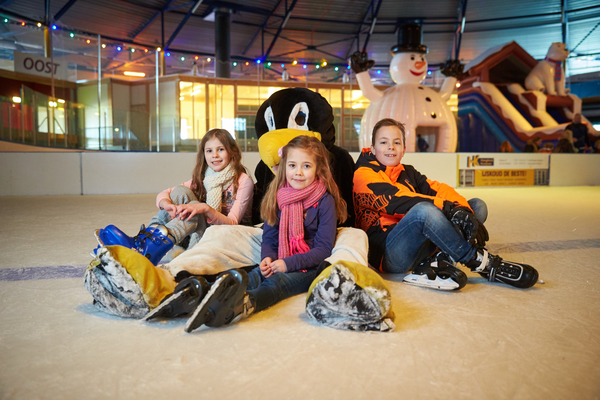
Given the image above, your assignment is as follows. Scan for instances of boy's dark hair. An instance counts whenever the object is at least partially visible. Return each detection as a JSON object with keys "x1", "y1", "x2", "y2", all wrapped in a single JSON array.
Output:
[{"x1": 372, "y1": 118, "x2": 406, "y2": 146}]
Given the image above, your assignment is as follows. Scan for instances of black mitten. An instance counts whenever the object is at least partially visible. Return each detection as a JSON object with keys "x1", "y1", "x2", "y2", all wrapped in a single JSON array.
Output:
[
  {"x1": 349, "y1": 51, "x2": 374, "y2": 74},
  {"x1": 474, "y1": 223, "x2": 489, "y2": 249},
  {"x1": 443, "y1": 202, "x2": 479, "y2": 245}
]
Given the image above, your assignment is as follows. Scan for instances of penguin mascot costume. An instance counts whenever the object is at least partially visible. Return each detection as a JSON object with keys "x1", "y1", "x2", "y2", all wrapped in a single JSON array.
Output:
[{"x1": 252, "y1": 87, "x2": 355, "y2": 227}]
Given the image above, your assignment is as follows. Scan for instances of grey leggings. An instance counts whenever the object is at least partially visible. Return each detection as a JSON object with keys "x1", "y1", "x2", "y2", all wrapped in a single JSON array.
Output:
[{"x1": 148, "y1": 185, "x2": 208, "y2": 249}]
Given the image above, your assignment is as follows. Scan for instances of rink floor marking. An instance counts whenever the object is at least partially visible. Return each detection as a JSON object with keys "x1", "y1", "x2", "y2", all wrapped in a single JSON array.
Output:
[
  {"x1": 487, "y1": 238, "x2": 600, "y2": 254},
  {"x1": 0, "y1": 265, "x2": 87, "y2": 281},
  {"x1": 1, "y1": 238, "x2": 599, "y2": 282}
]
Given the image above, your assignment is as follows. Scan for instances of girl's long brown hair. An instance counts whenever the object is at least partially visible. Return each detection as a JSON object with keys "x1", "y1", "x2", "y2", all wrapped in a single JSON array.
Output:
[
  {"x1": 190, "y1": 129, "x2": 247, "y2": 201},
  {"x1": 260, "y1": 135, "x2": 347, "y2": 226}
]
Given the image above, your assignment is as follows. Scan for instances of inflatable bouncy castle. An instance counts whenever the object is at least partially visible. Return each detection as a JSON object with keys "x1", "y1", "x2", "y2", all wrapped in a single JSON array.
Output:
[{"x1": 458, "y1": 41, "x2": 599, "y2": 152}]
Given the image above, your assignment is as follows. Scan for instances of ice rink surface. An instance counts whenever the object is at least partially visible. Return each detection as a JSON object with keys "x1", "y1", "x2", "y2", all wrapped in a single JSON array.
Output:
[{"x1": 1, "y1": 186, "x2": 600, "y2": 399}]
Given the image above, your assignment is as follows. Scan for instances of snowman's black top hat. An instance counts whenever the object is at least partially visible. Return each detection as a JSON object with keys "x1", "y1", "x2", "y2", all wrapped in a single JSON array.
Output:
[{"x1": 391, "y1": 23, "x2": 428, "y2": 54}]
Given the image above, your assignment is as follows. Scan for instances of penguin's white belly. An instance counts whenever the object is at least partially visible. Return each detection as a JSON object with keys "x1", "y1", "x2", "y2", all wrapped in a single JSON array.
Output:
[{"x1": 359, "y1": 84, "x2": 457, "y2": 152}]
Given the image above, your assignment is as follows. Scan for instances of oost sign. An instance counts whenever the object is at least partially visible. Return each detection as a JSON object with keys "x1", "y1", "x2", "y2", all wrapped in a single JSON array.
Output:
[{"x1": 14, "y1": 50, "x2": 67, "y2": 80}]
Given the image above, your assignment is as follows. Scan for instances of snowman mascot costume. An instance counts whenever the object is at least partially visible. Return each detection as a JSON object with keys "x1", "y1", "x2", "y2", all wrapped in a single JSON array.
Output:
[{"x1": 351, "y1": 23, "x2": 458, "y2": 152}]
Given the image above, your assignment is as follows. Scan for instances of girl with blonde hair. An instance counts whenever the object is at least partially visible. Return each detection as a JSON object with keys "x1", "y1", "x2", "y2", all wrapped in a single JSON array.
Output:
[
  {"x1": 181, "y1": 135, "x2": 347, "y2": 332},
  {"x1": 93, "y1": 128, "x2": 254, "y2": 264}
]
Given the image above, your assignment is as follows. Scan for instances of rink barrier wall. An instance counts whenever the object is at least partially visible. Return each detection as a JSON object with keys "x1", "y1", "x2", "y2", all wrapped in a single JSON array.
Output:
[{"x1": 0, "y1": 151, "x2": 599, "y2": 196}]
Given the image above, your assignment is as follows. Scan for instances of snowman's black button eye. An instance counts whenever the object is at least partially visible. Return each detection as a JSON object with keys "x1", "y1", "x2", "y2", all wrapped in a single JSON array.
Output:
[
  {"x1": 426, "y1": 97, "x2": 431, "y2": 102},
  {"x1": 295, "y1": 111, "x2": 306, "y2": 126},
  {"x1": 431, "y1": 112, "x2": 437, "y2": 119},
  {"x1": 411, "y1": 56, "x2": 415, "y2": 60},
  {"x1": 418, "y1": 86, "x2": 424, "y2": 90}
]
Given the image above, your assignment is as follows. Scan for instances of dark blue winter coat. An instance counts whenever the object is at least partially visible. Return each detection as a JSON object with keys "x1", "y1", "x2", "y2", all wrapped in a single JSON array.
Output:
[{"x1": 261, "y1": 192, "x2": 337, "y2": 272}]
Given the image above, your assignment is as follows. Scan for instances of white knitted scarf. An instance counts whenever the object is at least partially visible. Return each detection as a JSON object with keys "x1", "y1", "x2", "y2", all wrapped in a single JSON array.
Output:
[{"x1": 203, "y1": 163, "x2": 236, "y2": 212}]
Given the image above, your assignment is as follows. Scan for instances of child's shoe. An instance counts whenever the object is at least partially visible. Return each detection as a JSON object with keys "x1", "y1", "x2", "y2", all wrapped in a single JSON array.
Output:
[
  {"x1": 94, "y1": 224, "x2": 136, "y2": 248},
  {"x1": 184, "y1": 269, "x2": 255, "y2": 333},
  {"x1": 93, "y1": 224, "x2": 174, "y2": 265},
  {"x1": 403, "y1": 251, "x2": 468, "y2": 291},
  {"x1": 464, "y1": 249, "x2": 538, "y2": 289},
  {"x1": 143, "y1": 276, "x2": 210, "y2": 321}
]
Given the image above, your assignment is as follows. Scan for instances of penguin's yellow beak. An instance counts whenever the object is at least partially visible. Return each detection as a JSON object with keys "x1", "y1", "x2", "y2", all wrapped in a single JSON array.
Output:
[{"x1": 258, "y1": 129, "x2": 322, "y2": 172}]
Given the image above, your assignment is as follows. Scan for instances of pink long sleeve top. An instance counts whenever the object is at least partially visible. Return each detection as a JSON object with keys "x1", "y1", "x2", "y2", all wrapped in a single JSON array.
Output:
[{"x1": 155, "y1": 173, "x2": 254, "y2": 226}]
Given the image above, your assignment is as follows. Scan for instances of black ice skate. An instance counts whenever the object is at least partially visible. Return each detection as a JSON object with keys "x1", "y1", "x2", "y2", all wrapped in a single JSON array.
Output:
[
  {"x1": 465, "y1": 249, "x2": 538, "y2": 289},
  {"x1": 403, "y1": 251, "x2": 468, "y2": 291},
  {"x1": 142, "y1": 276, "x2": 210, "y2": 321},
  {"x1": 184, "y1": 269, "x2": 254, "y2": 333}
]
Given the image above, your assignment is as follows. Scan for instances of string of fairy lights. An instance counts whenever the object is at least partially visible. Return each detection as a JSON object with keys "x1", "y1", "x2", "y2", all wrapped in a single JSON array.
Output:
[
  {"x1": 9, "y1": 14, "x2": 485, "y2": 87},
  {"x1": 2, "y1": 13, "x2": 598, "y2": 81},
  {"x1": 0, "y1": 15, "x2": 388, "y2": 79},
  {"x1": 0, "y1": 15, "x2": 469, "y2": 86}
]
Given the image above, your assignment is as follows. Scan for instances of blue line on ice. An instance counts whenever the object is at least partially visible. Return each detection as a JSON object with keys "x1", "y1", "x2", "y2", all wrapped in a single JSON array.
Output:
[
  {"x1": 1, "y1": 238, "x2": 599, "y2": 282},
  {"x1": 0, "y1": 265, "x2": 87, "y2": 281}
]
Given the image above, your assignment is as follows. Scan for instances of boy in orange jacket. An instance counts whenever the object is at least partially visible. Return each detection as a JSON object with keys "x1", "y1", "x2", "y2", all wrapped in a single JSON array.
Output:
[{"x1": 353, "y1": 118, "x2": 538, "y2": 290}]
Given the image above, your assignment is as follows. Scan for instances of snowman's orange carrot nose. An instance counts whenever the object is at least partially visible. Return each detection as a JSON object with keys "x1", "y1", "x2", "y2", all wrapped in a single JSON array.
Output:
[{"x1": 414, "y1": 61, "x2": 426, "y2": 70}]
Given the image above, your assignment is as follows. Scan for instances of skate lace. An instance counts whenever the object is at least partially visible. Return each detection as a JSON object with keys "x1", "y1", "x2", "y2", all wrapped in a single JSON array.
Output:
[
  {"x1": 474, "y1": 249, "x2": 489, "y2": 273},
  {"x1": 474, "y1": 250, "x2": 503, "y2": 282},
  {"x1": 132, "y1": 227, "x2": 163, "y2": 252}
]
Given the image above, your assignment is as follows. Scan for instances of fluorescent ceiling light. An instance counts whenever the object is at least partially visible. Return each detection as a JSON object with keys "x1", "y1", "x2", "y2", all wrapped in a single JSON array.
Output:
[{"x1": 124, "y1": 71, "x2": 145, "y2": 77}]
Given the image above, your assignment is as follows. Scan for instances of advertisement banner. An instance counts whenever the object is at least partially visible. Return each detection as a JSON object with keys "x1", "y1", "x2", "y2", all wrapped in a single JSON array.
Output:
[
  {"x1": 13, "y1": 50, "x2": 68, "y2": 80},
  {"x1": 474, "y1": 169, "x2": 535, "y2": 186},
  {"x1": 458, "y1": 153, "x2": 549, "y2": 187}
]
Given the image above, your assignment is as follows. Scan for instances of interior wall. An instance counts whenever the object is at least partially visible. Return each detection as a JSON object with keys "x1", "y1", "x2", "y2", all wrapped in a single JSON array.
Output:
[
  {"x1": 549, "y1": 154, "x2": 600, "y2": 186},
  {"x1": 0, "y1": 152, "x2": 82, "y2": 195},
  {"x1": 81, "y1": 152, "x2": 197, "y2": 195},
  {"x1": 0, "y1": 152, "x2": 598, "y2": 196}
]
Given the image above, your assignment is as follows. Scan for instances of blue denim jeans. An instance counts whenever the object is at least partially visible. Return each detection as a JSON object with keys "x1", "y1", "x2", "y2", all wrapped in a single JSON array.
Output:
[
  {"x1": 246, "y1": 266, "x2": 320, "y2": 313},
  {"x1": 383, "y1": 198, "x2": 488, "y2": 274}
]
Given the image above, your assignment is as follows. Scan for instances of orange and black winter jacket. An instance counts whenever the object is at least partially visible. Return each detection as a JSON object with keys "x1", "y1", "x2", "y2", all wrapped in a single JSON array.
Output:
[{"x1": 353, "y1": 149, "x2": 471, "y2": 269}]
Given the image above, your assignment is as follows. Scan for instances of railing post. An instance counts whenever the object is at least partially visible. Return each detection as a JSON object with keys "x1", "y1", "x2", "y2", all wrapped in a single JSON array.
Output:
[
  {"x1": 172, "y1": 117, "x2": 176, "y2": 152},
  {"x1": 51, "y1": 106, "x2": 56, "y2": 147},
  {"x1": 126, "y1": 111, "x2": 130, "y2": 151},
  {"x1": 32, "y1": 92, "x2": 37, "y2": 146},
  {"x1": 148, "y1": 113, "x2": 152, "y2": 152},
  {"x1": 64, "y1": 102, "x2": 69, "y2": 148},
  {"x1": 46, "y1": 101, "x2": 50, "y2": 147},
  {"x1": 196, "y1": 119, "x2": 200, "y2": 153},
  {"x1": 0, "y1": 99, "x2": 3, "y2": 141},
  {"x1": 8, "y1": 103, "x2": 12, "y2": 141},
  {"x1": 156, "y1": 50, "x2": 160, "y2": 152},
  {"x1": 98, "y1": 34, "x2": 102, "y2": 150},
  {"x1": 20, "y1": 86, "x2": 25, "y2": 143},
  {"x1": 104, "y1": 111, "x2": 108, "y2": 150}
]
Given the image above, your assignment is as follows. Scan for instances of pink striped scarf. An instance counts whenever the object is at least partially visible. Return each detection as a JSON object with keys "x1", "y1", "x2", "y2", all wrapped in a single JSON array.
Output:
[{"x1": 276, "y1": 179, "x2": 327, "y2": 259}]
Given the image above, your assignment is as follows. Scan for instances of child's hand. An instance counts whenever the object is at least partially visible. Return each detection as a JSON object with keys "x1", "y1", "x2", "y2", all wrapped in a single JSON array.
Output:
[
  {"x1": 161, "y1": 201, "x2": 177, "y2": 219},
  {"x1": 176, "y1": 203, "x2": 211, "y2": 221},
  {"x1": 269, "y1": 259, "x2": 287, "y2": 275},
  {"x1": 260, "y1": 257, "x2": 273, "y2": 277}
]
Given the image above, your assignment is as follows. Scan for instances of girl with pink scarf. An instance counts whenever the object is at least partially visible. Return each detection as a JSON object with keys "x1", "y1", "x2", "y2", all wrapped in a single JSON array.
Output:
[
  {"x1": 249, "y1": 135, "x2": 348, "y2": 314},
  {"x1": 177, "y1": 136, "x2": 348, "y2": 332}
]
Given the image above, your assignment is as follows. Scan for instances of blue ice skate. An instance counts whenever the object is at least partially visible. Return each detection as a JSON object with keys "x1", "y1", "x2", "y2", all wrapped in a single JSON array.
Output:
[{"x1": 92, "y1": 224, "x2": 174, "y2": 265}]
